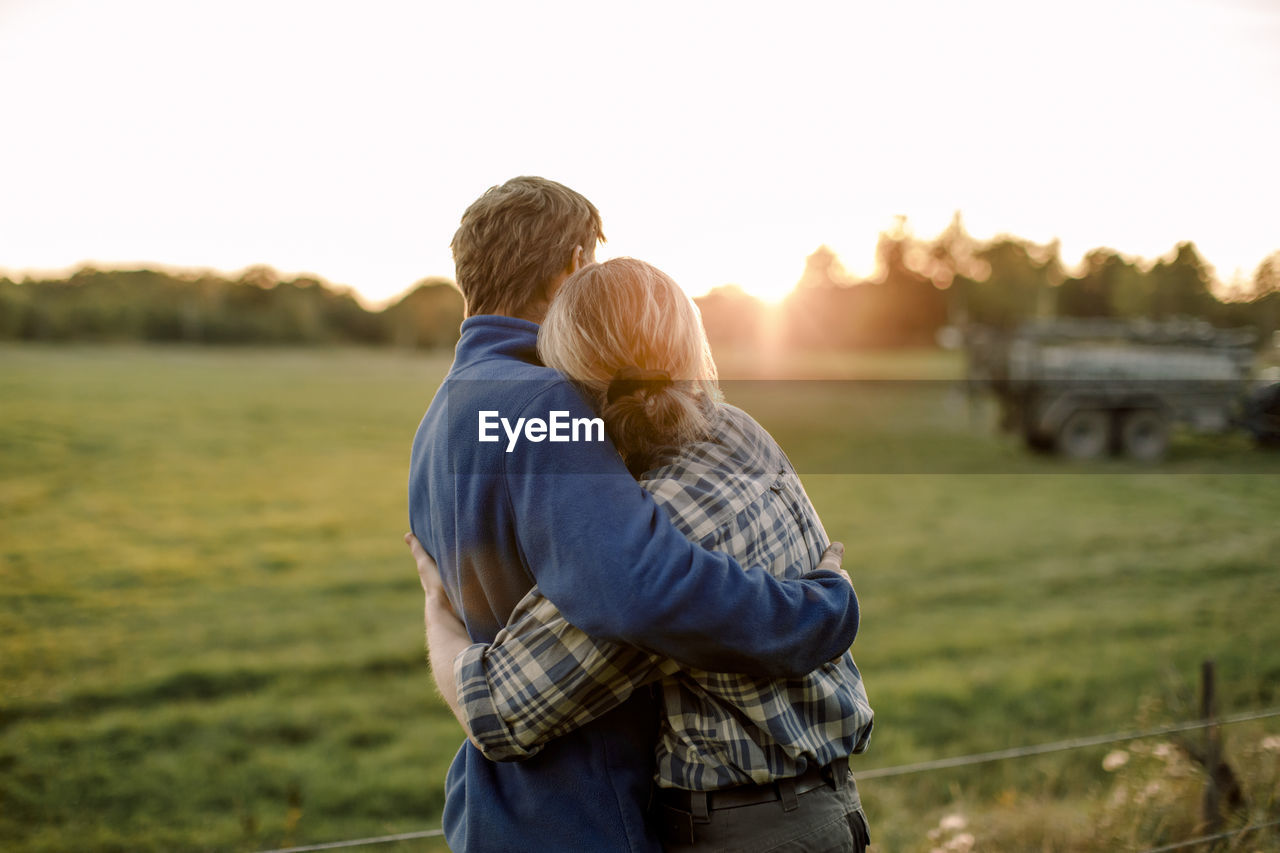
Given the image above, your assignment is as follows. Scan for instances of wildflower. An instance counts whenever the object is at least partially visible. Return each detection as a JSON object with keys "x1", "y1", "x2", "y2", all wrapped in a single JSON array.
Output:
[
  {"x1": 939, "y1": 814, "x2": 968, "y2": 832},
  {"x1": 1261, "y1": 735, "x2": 1280, "y2": 752},
  {"x1": 1102, "y1": 749, "x2": 1129, "y2": 771},
  {"x1": 1152, "y1": 742, "x2": 1176, "y2": 761},
  {"x1": 1137, "y1": 781, "x2": 1164, "y2": 804},
  {"x1": 946, "y1": 832, "x2": 976, "y2": 852}
]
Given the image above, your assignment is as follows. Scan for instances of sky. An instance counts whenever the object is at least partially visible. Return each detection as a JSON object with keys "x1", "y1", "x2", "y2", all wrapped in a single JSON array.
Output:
[{"x1": 2, "y1": 0, "x2": 1278, "y2": 306}]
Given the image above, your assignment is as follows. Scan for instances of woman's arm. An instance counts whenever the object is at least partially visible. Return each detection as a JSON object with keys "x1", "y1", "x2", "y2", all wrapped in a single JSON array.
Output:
[
  {"x1": 406, "y1": 533, "x2": 849, "y2": 761},
  {"x1": 407, "y1": 532, "x2": 670, "y2": 759}
]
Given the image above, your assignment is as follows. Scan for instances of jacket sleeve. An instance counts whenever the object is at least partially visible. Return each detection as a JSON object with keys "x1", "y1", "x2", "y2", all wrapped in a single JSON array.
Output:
[{"x1": 504, "y1": 382, "x2": 858, "y2": 678}]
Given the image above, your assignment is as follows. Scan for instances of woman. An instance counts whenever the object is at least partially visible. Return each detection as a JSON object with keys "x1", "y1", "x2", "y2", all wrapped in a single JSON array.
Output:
[{"x1": 409, "y1": 258, "x2": 873, "y2": 851}]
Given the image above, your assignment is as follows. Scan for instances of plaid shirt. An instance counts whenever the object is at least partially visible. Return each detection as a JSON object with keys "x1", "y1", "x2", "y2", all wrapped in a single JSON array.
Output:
[{"x1": 454, "y1": 403, "x2": 874, "y2": 791}]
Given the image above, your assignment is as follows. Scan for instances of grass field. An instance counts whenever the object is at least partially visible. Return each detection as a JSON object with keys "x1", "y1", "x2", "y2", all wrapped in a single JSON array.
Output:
[{"x1": 2, "y1": 344, "x2": 1278, "y2": 852}]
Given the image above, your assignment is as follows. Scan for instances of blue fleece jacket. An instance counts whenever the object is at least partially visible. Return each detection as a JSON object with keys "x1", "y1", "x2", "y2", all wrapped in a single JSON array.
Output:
[{"x1": 408, "y1": 315, "x2": 860, "y2": 852}]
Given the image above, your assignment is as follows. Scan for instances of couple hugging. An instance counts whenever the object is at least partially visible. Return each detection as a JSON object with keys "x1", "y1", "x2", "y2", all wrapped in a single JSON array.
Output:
[{"x1": 406, "y1": 176, "x2": 875, "y2": 852}]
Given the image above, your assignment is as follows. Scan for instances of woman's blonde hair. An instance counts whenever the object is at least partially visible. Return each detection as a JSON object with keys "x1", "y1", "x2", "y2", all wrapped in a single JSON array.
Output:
[{"x1": 537, "y1": 258, "x2": 719, "y2": 473}]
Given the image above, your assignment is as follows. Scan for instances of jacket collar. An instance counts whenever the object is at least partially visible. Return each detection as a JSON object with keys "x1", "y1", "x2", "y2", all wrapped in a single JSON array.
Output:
[{"x1": 454, "y1": 314, "x2": 542, "y2": 368}]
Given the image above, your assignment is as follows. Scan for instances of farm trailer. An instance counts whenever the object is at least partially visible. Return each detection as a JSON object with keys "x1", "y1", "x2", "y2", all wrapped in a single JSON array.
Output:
[{"x1": 963, "y1": 318, "x2": 1280, "y2": 460}]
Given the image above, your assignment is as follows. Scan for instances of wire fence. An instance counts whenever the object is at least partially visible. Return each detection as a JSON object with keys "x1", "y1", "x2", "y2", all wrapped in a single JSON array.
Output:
[
  {"x1": 1138, "y1": 818, "x2": 1280, "y2": 853},
  {"x1": 258, "y1": 828, "x2": 445, "y2": 853},
  {"x1": 253, "y1": 705, "x2": 1280, "y2": 853},
  {"x1": 858, "y1": 706, "x2": 1280, "y2": 780}
]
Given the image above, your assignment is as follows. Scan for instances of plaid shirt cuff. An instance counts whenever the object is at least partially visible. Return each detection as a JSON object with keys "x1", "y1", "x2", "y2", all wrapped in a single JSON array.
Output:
[{"x1": 454, "y1": 644, "x2": 542, "y2": 762}]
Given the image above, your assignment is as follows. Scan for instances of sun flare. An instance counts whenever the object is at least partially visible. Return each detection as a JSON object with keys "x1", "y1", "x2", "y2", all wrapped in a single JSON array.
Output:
[{"x1": 727, "y1": 278, "x2": 794, "y2": 305}]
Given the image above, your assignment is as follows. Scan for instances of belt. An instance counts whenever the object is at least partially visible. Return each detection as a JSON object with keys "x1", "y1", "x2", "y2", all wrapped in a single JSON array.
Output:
[{"x1": 656, "y1": 761, "x2": 847, "y2": 816}]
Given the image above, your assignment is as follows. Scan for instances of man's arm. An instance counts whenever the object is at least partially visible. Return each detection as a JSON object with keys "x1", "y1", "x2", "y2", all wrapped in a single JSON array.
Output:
[
  {"x1": 425, "y1": 589, "x2": 478, "y2": 744},
  {"x1": 505, "y1": 383, "x2": 857, "y2": 679},
  {"x1": 408, "y1": 533, "x2": 480, "y2": 745}
]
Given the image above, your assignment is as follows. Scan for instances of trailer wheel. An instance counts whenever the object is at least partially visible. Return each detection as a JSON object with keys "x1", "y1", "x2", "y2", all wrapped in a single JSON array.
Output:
[
  {"x1": 1023, "y1": 428, "x2": 1056, "y2": 454},
  {"x1": 1244, "y1": 381, "x2": 1280, "y2": 448},
  {"x1": 1057, "y1": 409, "x2": 1109, "y2": 460},
  {"x1": 1120, "y1": 409, "x2": 1169, "y2": 461}
]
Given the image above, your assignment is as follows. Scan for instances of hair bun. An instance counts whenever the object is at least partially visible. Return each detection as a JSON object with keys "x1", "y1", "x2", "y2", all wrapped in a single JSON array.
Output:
[{"x1": 606, "y1": 365, "x2": 673, "y2": 405}]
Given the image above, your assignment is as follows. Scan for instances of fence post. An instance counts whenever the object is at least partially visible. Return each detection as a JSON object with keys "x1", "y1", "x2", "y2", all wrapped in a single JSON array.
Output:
[{"x1": 1200, "y1": 659, "x2": 1221, "y2": 834}]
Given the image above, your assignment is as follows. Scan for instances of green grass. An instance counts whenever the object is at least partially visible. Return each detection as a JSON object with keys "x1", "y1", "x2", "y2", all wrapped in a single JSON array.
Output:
[{"x1": 2, "y1": 344, "x2": 1279, "y2": 851}]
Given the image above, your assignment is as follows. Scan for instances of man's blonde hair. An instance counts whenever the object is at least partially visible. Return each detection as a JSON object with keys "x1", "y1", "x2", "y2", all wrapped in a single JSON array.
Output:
[
  {"x1": 451, "y1": 176, "x2": 604, "y2": 319},
  {"x1": 538, "y1": 258, "x2": 720, "y2": 472}
]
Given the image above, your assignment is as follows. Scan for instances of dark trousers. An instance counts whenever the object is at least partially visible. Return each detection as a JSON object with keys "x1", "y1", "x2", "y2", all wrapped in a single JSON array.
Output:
[{"x1": 654, "y1": 768, "x2": 870, "y2": 853}]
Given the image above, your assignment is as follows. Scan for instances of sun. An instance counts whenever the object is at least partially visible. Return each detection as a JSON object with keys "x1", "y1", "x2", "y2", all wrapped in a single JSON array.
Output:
[
  {"x1": 729, "y1": 276, "x2": 795, "y2": 305},
  {"x1": 596, "y1": 243, "x2": 805, "y2": 307},
  {"x1": 699, "y1": 261, "x2": 809, "y2": 305}
]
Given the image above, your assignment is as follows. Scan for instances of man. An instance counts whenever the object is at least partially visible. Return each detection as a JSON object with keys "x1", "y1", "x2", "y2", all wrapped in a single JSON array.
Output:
[{"x1": 408, "y1": 176, "x2": 859, "y2": 851}]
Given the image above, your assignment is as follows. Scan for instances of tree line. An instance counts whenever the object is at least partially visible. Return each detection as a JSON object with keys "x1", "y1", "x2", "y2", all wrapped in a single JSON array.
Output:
[
  {"x1": 0, "y1": 266, "x2": 464, "y2": 348},
  {"x1": 697, "y1": 216, "x2": 1280, "y2": 350},
  {"x1": 3, "y1": 219, "x2": 1277, "y2": 350}
]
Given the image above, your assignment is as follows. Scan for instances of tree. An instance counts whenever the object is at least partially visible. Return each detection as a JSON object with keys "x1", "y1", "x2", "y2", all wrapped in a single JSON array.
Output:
[
  {"x1": 694, "y1": 285, "x2": 767, "y2": 351},
  {"x1": 870, "y1": 218, "x2": 948, "y2": 346},
  {"x1": 384, "y1": 279, "x2": 465, "y2": 349},
  {"x1": 1148, "y1": 242, "x2": 1216, "y2": 318},
  {"x1": 1057, "y1": 249, "x2": 1144, "y2": 318},
  {"x1": 961, "y1": 237, "x2": 1060, "y2": 328},
  {"x1": 1253, "y1": 251, "x2": 1280, "y2": 298},
  {"x1": 782, "y1": 247, "x2": 865, "y2": 348}
]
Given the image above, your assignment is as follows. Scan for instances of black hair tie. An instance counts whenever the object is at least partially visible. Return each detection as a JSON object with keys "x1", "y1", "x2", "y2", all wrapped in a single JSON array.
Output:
[{"x1": 606, "y1": 365, "x2": 673, "y2": 404}]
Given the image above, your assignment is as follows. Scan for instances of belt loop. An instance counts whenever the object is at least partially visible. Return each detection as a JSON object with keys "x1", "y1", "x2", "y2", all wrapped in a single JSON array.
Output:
[
  {"x1": 829, "y1": 761, "x2": 847, "y2": 790},
  {"x1": 691, "y1": 791, "x2": 710, "y2": 823},
  {"x1": 659, "y1": 805, "x2": 696, "y2": 846},
  {"x1": 778, "y1": 778, "x2": 799, "y2": 812}
]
